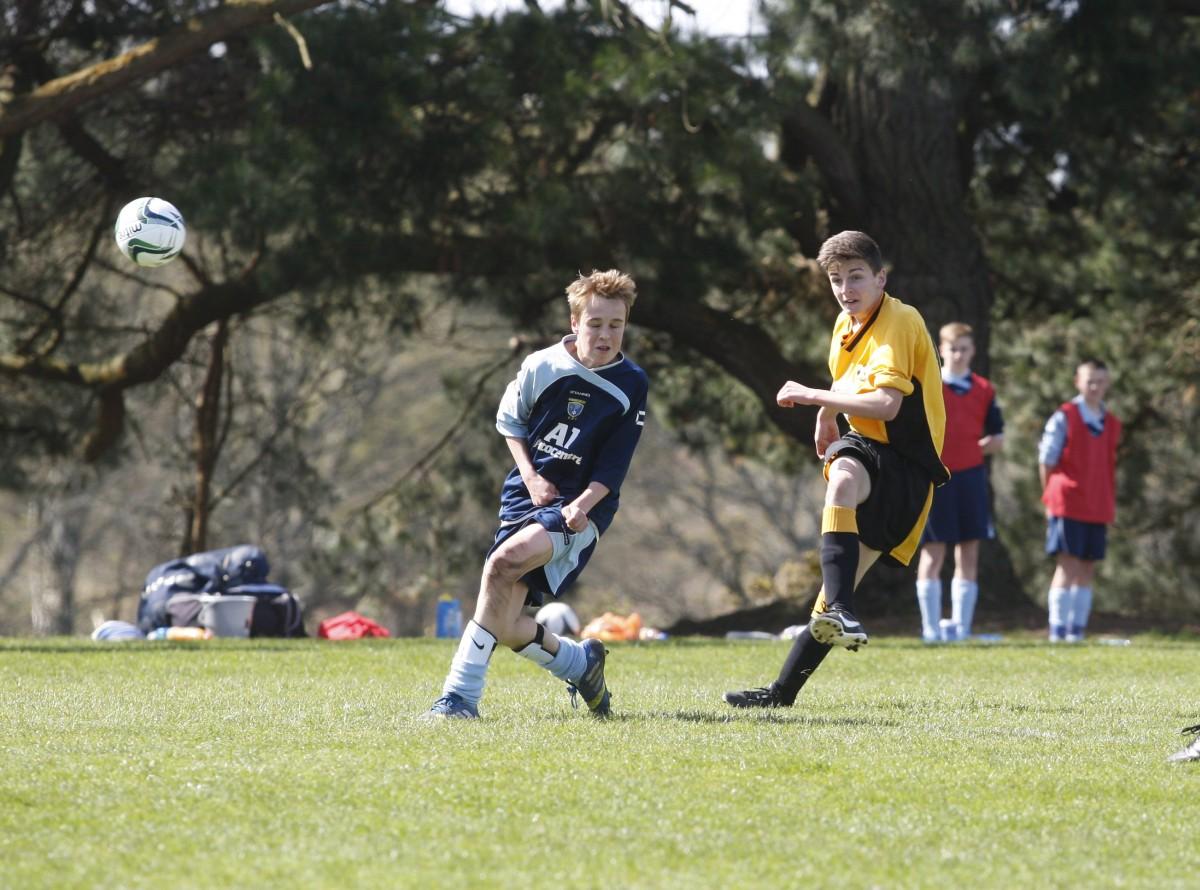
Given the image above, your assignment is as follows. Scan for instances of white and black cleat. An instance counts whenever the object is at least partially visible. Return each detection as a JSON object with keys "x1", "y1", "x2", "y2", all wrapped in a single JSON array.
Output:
[{"x1": 809, "y1": 607, "x2": 869, "y2": 650}]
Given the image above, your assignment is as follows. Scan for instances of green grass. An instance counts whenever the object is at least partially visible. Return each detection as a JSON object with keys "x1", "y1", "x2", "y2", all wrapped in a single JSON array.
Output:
[{"x1": 2, "y1": 635, "x2": 1198, "y2": 889}]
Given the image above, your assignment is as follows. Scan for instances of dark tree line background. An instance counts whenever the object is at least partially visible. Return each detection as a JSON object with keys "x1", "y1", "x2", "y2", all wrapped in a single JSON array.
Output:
[{"x1": 1, "y1": 0, "x2": 1197, "y2": 634}]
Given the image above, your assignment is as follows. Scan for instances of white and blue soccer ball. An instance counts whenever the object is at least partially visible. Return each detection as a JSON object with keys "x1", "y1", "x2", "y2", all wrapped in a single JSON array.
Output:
[
  {"x1": 114, "y1": 197, "x2": 186, "y2": 267},
  {"x1": 535, "y1": 602, "x2": 581, "y2": 637}
]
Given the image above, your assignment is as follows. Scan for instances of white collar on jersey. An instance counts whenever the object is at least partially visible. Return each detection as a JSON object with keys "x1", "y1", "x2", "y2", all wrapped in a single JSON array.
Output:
[{"x1": 560, "y1": 335, "x2": 625, "y2": 372}]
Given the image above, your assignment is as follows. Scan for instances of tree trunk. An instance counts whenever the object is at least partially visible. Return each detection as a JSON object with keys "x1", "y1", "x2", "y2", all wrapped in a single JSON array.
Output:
[
  {"x1": 828, "y1": 68, "x2": 994, "y2": 369},
  {"x1": 183, "y1": 320, "x2": 230, "y2": 554}
]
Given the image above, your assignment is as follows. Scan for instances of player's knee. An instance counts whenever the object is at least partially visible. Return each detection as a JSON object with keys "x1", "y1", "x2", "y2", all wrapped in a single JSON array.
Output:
[{"x1": 484, "y1": 549, "x2": 527, "y2": 584}]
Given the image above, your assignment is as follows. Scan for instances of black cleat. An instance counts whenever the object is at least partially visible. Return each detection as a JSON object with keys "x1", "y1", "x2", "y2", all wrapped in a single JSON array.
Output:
[
  {"x1": 567, "y1": 638, "x2": 612, "y2": 717},
  {"x1": 723, "y1": 684, "x2": 787, "y2": 709}
]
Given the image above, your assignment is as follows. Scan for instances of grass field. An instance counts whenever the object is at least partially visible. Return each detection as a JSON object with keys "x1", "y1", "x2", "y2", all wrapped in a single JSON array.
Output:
[{"x1": 3, "y1": 634, "x2": 1199, "y2": 889}]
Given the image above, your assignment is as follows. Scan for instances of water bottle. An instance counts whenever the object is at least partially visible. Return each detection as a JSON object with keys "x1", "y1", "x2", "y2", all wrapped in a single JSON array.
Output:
[
  {"x1": 146, "y1": 626, "x2": 212, "y2": 641},
  {"x1": 435, "y1": 596, "x2": 462, "y2": 639}
]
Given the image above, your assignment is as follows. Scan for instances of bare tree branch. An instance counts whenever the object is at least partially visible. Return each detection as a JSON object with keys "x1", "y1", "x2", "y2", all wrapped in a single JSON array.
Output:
[
  {"x1": 0, "y1": 0, "x2": 334, "y2": 138},
  {"x1": 356, "y1": 340, "x2": 527, "y2": 514}
]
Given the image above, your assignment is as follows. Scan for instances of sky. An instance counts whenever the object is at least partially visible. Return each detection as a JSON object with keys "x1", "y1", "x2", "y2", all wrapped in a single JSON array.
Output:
[{"x1": 442, "y1": 0, "x2": 764, "y2": 37}]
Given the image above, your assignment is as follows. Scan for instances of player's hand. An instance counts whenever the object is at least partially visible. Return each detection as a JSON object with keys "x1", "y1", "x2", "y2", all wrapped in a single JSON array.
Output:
[
  {"x1": 814, "y1": 411, "x2": 840, "y2": 459},
  {"x1": 562, "y1": 503, "x2": 589, "y2": 532},
  {"x1": 525, "y1": 473, "x2": 559, "y2": 506},
  {"x1": 776, "y1": 381, "x2": 817, "y2": 407}
]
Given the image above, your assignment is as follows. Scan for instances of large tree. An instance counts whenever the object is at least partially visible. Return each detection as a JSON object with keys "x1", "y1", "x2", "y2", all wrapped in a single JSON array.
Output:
[{"x1": 2, "y1": 0, "x2": 1197, "y2": 628}]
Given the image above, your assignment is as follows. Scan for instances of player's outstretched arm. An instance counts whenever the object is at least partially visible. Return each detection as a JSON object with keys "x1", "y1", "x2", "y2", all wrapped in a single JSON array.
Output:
[{"x1": 777, "y1": 381, "x2": 901, "y2": 421}]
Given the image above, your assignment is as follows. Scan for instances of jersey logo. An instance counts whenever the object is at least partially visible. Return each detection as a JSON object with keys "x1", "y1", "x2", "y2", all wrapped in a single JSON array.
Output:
[
  {"x1": 535, "y1": 423, "x2": 584, "y2": 465},
  {"x1": 636, "y1": 410, "x2": 646, "y2": 427},
  {"x1": 567, "y1": 397, "x2": 586, "y2": 419}
]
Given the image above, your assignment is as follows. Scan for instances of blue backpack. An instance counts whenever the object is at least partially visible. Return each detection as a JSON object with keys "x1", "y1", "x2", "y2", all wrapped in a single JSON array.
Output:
[{"x1": 137, "y1": 545, "x2": 306, "y2": 637}]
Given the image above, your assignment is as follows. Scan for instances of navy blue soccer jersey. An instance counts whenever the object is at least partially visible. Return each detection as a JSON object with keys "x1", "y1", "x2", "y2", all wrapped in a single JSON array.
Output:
[{"x1": 495, "y1": 336, "x2": 649, "y2": 535}]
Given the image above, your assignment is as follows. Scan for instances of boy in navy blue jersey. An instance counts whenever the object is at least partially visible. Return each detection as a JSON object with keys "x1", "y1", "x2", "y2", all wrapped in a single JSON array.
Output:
[{"x1": 426, "y1": 270, "x2": 648, "y2": 719}]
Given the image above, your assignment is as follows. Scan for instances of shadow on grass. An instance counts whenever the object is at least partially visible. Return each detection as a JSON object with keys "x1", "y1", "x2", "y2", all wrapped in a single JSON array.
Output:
[
  {"x1": 658, "y1": 708, "x2": 898, "y2": 728},
  {"x1": 521, "y1": 708, "x2": 900, "y2": 728}
]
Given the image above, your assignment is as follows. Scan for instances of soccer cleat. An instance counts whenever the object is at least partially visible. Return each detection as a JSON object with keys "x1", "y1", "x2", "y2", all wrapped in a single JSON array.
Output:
[
  {"x1": 808, "y1": 606, "x2": 868, "y2": 650},
  {"x1": 723, "y1": 684, "x2": 786, "y2": 709},
  {"x1": 567, "y1": 638, "x2": 611, "y2": 717},
  {"x1": 424, "y1": 692, "x2": 479, "y2": 720},
  {"x1": 1167, "y1": 724, "x2": 1200, "y2": 763}
]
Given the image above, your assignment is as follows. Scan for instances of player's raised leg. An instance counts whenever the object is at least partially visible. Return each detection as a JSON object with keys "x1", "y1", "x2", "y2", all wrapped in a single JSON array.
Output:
[{"x1": 807, "y1": 455, "x2": 872, "y2": 649}]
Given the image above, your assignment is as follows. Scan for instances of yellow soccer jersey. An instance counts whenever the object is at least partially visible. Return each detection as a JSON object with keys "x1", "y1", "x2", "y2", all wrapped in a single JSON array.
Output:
[{"x1": 828, "y1": 294, "x2": 949, "y2": 485}]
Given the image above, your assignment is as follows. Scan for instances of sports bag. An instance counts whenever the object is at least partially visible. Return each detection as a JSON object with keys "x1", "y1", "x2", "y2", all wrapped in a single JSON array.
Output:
[{"x1": 137, "y1": 545, "x2": 306, "y2": 637}]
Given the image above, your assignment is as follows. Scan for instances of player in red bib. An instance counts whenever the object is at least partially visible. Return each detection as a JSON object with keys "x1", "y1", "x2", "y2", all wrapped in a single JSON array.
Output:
[
  {"x1": 915, "y1": 323, "x2": 1005, "y2": 642},
  {"x1": 1038, "y1": 359, "x2": 1121, "y2": 642}
]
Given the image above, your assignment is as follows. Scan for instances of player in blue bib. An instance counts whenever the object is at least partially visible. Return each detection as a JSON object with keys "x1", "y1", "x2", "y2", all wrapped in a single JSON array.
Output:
[{"x1": 426, "y1": 270, "x2": 648, "y2": 720}]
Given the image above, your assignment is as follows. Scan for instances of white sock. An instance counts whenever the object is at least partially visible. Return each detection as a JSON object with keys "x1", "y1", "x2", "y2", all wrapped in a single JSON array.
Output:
[
  {"x1": 951, "y1": 579, "x2": 978, "y2": 638},
  {"x1": 1070, "y1": 586, "x2": 1093, "y2": 636},
  {"x1": 546, "y1": 635, "x2": 587, "y2": 683},
  {"x1": 442, "y1": 620, "x2": 497, "y2": 706},
  {"x1": 916, "y1": 579, "x2": 942, "y2": 640},
  {"x1": 1047, "y1": 587, "x2": 1068, "y2": 639}
]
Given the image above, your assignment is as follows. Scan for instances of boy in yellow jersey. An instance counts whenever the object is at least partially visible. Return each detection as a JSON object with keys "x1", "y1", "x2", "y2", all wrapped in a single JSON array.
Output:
[{"x1": 725, "y1": 231, "x2": 948, "y2": 708}]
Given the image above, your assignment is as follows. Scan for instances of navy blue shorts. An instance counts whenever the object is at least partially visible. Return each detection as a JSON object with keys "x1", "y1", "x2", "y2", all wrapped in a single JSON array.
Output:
[
  {"x1": 1045, "y1": 515, "x2": 1107, "y2": 561},
  {"x1": 489, "y1": 506, "x2": 598, "y2": 607},
  {"x1": 921, "y1": 464, "x2": 994, "y2": 545}
]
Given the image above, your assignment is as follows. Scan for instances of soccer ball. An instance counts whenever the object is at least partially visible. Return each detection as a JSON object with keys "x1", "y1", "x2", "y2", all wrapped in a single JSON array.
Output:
[
  {"x1": 114, "y1": 197, "x2": 186, "y2": 267},
  {"x1": 535, "y1": 602, "x2": 581, "y2": 637}
]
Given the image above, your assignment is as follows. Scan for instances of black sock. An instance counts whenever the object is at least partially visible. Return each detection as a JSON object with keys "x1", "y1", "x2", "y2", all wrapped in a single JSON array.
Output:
[
  {"x1": 820, "y1": 531, "x2": 859, "y2": 612},
  {"x1": 773, "y1": 627, "x2": 832, "y2": 704}
]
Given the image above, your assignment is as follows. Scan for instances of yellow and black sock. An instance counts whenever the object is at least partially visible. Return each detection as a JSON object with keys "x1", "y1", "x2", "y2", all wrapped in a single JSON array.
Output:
[{"x1": 819, "y1": 506, "x2": 860, "y2": 612}]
